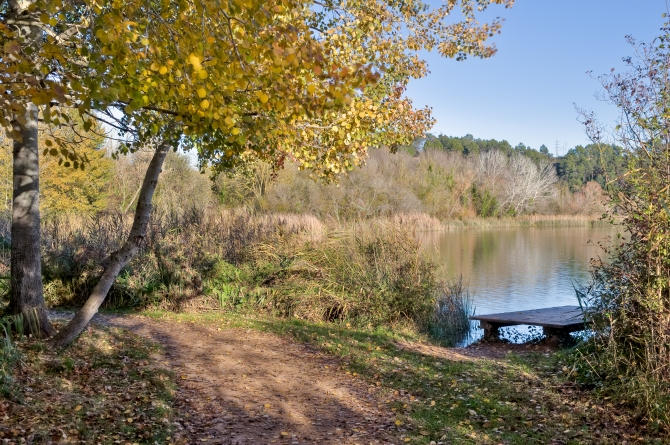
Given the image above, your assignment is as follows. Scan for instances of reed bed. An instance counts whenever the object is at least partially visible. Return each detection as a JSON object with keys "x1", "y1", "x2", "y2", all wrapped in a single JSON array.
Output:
[
  {"x1": 34, "y1": 209, "x2": 324, "y2": 309},
  {"x1": 0, "y1": 210, "x2": 471, "y2": 344},
  {"x1": 441, "y1": 214, "x2": 606, "y2": 229}
]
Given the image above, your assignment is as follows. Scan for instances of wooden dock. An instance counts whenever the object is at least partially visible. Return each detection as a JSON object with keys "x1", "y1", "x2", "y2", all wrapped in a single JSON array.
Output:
[{"x1": 470, "y1": 305, "x2": 585, "y2": 343}]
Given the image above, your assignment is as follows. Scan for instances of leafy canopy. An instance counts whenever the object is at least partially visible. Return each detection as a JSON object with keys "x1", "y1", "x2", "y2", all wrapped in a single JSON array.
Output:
[{"x1": 2, "y1": 0, "x2": 513, "y2": 176}]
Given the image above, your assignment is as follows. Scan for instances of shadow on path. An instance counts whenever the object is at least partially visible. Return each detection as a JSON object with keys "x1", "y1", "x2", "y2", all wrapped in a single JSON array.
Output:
[{"x1": 94, "y1": 314, "x2": 398, "y2": 445}]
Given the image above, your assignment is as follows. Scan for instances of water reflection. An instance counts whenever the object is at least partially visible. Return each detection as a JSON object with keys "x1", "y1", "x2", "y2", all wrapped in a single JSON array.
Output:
[{"x1": 421, "y1": 226, "x2": 619, "y2": 344}]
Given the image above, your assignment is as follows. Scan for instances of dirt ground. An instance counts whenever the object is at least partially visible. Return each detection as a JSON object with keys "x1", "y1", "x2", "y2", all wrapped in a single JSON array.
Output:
[
  {"x1": 99, "y1": 314, "x2": 400, "y2": 445},
  {"x1": 75, "y1": 313, "x2": 559, "y2": 445}
]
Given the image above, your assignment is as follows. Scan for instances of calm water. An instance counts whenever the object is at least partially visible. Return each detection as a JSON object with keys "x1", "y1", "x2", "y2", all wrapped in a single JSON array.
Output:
[{"x1": 420, "y1": 226, "x2": 619, "y2": 344}]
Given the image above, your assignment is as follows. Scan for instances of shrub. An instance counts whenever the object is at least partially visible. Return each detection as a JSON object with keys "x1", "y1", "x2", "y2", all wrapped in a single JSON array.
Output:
[
  {"x1": 37, "y1": 209, "x2": 323, "y2": 310},
  {"x1": 244, "y1": 223, "x2": 472, "y2": 343},
  {"x1": 572, "y1": 27, "x2": 670, "y2": 430}
]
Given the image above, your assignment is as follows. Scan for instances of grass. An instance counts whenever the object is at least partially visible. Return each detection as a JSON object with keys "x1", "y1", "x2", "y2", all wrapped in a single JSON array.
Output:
[
  {"x1": 0, "y1": 321, "x2": 178, "y2": 444},
  {"x1": 140, "y1": 309, "x2": 665, "y2": 444},
  {"x1": 40, "y1": 217, "x2": 473, "y2": 346}
]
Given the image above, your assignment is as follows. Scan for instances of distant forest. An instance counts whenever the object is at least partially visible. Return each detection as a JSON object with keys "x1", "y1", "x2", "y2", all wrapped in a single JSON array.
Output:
[{"x1": 422, "y1": 133, "x2": 626, "y2": 192}]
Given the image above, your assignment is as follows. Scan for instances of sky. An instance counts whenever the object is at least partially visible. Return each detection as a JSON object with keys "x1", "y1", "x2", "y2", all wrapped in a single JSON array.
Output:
[{"x1": 406, "y1": 0, "x2": 669, "y2": 155}]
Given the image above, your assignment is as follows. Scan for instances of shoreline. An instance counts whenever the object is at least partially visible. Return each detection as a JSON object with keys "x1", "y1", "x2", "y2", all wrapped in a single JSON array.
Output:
[
  {"x1": 353, "y1": 213, "x2": 614, "y2": 232},
  {"x1": 440, "y1": 215, "x2": 611, "y2": 229}
]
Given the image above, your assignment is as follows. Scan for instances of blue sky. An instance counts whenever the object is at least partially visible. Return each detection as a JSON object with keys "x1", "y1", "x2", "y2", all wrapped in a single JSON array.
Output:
[{"x1": 406, "y1": 0, "x2": 668, "y2": 155}]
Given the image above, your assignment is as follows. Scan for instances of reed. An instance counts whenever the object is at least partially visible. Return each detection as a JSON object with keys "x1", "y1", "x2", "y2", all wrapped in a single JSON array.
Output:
[
  {"x1": 34, "y1": 209, "x2": 324, "y2": 309},
  {"x1": 441, "y1": 214, "x2": 607, "y2": 229},
  {"x1": 428, "y1": 277, "x2": 474, "y2": 345},
  {"x1": 3, "y1": 211, "x2": 472, "y2": 344}
]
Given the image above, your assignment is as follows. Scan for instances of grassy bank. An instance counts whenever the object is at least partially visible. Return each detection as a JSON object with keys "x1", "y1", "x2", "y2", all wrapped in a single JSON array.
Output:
[
  {"x1": 33, "y1": 210, "x2": 606, "y2": 317},
  {"x1": 142, "y1": 310, "x2": 663, "y2": 444},
  {"x1": 0, "y1": 321, "x2": 178, "y2": 444},
  {"x1": 31, "y1": 212, "x2": 473, "y2": 345}
]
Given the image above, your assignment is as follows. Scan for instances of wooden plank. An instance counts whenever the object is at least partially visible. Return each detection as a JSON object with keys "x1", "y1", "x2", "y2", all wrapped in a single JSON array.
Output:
[{"x1": 470, "y1": 305, "x2": 584, "y2": 330}]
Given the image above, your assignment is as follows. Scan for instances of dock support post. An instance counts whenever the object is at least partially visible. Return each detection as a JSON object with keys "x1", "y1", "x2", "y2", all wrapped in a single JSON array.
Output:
[
  {"x1": 543, "y1": 327, "x2": 570, "y2": 346},
  {"x1": 480, "y1": 321, "x2": 500, "y2": 341}
]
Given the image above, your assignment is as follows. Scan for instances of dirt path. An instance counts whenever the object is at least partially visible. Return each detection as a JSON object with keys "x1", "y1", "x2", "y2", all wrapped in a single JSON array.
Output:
[{"x1": 95, "y1": 314, "x2": 398, "y2": 445}]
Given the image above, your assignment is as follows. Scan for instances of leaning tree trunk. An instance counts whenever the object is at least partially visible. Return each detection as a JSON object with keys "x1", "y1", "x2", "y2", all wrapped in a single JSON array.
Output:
[
  {"x1": 49, "y1": 139, "x2": 171, "y2": 348},
  {"x1": 9, "y1": 102, "x2": 53, "y2": 337},
  {"x1": 7, "y1": 0, "x2": 53, "y2": 336}
]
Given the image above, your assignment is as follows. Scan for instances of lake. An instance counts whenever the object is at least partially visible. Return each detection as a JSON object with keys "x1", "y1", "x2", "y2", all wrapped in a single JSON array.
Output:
[{"x1": 420, "y1": 225, "x2": 620, "y2": 344}]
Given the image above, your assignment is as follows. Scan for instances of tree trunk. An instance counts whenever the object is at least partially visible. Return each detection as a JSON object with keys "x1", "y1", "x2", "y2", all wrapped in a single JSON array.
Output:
[
  {"x1": 49, "y1": 139, "x2": 171, "y2": 348},
  {"x1": 9, "y1": 102, "x2": 53, "y2": 337},
  {"x1": 7, "y1": 1, "x2": 53, "y2": 337}
]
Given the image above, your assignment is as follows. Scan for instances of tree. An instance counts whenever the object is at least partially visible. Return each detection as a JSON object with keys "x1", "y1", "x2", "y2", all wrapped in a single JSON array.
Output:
[
  {"x1": 557, "y1": 143, "x2": 625, "y2": 191},
  {"x1": 423, "y1": 134, "x2": 444, "y2": 151},
  {"x1": 43, "y1": 0, "x2": 375, "y2": 346},
  {"x1": 3, "y1": 1, "x2": 51, "y2": 334},
  {"x1": 501, "y1": 154, "x2": 556, "y2": 214},
  {"x1": 5, "y1": 0, "x2": 350, "y2": 335},
  {"x1": 3, "y1": 0, "x2": 514, "y2": 345},
  {"x1": 575, "y1": 25, "x2": 670, "y2": 425},
  {"x1": 476, "y1": 150, "x2": 557, "y2": 214},
  {"x1": 0, "y1": 118, "x2": 113, "y2": 215}
]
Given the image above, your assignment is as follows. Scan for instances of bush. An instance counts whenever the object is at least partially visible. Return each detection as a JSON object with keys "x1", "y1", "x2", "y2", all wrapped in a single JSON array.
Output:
[
  {"x1": 31, "y1": 210, "x2": 473, "y2": 343},
  {"x1": 243, "y1": 223, "x2": 472, "y2": 343},
  {"x1": 470, "y1": 183, "x2": 498, "y2": 217},
  {"x1": 37, "y1": 209, "x2": 323, "y2": 310},
  {"x1": 571, "y1": 27, "x2": 670, "y2": 430}
]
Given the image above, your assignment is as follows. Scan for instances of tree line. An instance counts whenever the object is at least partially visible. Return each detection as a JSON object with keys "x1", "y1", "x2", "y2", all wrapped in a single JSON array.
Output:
[{"x1": 422, "y1": 133, "x2": 626, "y2": 192}]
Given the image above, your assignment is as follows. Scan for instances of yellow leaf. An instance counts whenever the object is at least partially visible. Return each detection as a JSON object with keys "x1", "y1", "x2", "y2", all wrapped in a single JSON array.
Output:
[
  {"x1": 307, "y1": 84, "x2": 316, "y2": 94},
  {"x1": 141, "y1": 37, "x2": 149, "y2": 46},
  {"x1": 198, "y1": 70, "x2": 208, "y2": 80},
  {"x1": 200, "y1": 99, "x2": 210, "y2": 109},
  {"x1": 188, "y1": 53, "x2": 203, "y2": 71},
  {"x1": 159, "y1": 66, "x2": 168, "y2": 75},
  {"x1": 224, "y1": 116, "x2": 234, "y2": 127},
  {"x1": 74, "y1": 405, "x2": 82, "y2": 412},
  {"x1": 150, "y1": 62, "x2": 159, "y2": 71},
  {"x1": 232, "y1": 127, "x2": 241, "y2": 135},
  {"x1": 197, "y1": 88, "x2": 207, "y2": 98},
  {"x1": 206, "y1": 36, "x2": 216, "y2": 44},
  {"x1": 255, "y1": 91, "x2": 269, "y2": 104}
]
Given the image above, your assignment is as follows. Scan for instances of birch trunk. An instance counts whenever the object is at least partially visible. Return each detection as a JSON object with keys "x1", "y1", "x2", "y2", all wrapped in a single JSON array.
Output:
[
  {"x1": 49, "y1": 139, "x2": 171, "y2": 348},
  {"x1": 7, "y1": 0, "x2": 53, "y2": 336},
  {"x1": 9, "y1": 102, "x2": 53, "y2": 337}
]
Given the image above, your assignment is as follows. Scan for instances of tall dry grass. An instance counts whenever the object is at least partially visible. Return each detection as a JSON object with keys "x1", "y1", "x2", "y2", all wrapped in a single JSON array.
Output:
[
  {"x1": 242, "y1": 221, "x2": 472, "y2": 342},
  {"x1": 35, "y1": 209, "x2": 324, "y2": 309},
  {"x1": 441, "y1": 214, "x2": 608, "y2": 229},
  {"x1": 0, "y1": 210, "x2": 473, "y2": 344}
]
